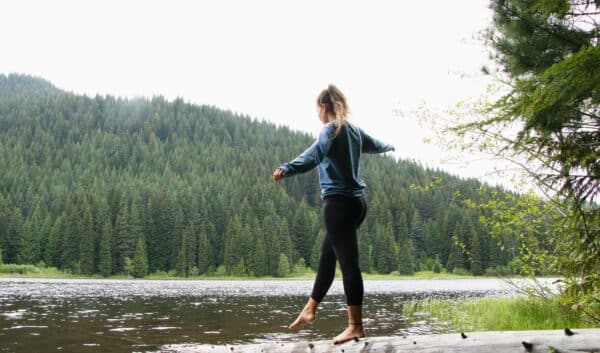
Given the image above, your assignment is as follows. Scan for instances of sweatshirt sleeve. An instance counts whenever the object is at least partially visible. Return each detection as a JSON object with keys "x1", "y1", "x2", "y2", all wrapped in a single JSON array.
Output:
[
  {"x1": 279, "y1": 123, "x2": 334, "y2": 177},
  {"x1": 359, "y1": 127, "x2": 394, "y2": 154}
]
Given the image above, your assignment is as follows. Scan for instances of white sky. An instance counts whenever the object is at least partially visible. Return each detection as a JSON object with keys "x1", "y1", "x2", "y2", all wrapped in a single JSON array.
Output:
[{"x1": 2, "y1": 0, "x2": 525, "y2": 190}]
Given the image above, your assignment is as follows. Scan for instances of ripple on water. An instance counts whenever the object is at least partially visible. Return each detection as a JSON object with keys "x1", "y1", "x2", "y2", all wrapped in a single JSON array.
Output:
[
  {"x1": 4, "y1": 325, "x2": 48, "y2": 330},
  {"x1": 108, "y1": 327, "x2": 138, "y2": 332},
  {"x1": 1, "y1": 309, "x2": 27, "y2": 319}
]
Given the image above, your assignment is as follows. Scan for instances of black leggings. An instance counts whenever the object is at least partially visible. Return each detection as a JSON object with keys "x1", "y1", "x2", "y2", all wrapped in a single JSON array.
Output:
[{"x1": 310, "y1": 194, "x2": 367, "y2": 306}]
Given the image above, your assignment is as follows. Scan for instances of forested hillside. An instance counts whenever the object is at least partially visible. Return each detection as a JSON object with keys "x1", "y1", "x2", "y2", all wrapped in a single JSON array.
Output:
[{"x1": 0, "y1": 74, "x2": 520, "y2": 277}]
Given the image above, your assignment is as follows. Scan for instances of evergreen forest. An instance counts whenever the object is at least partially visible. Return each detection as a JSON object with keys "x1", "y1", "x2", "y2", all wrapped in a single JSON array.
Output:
[{"x1": 0, "y1": 74, "x2": 530, "y2": 278}]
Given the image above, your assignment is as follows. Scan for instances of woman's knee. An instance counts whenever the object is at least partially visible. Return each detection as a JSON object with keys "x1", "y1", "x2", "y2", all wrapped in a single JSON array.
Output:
[{"x1": 337, "y1": 257, "x2": 361, "y2": 276}]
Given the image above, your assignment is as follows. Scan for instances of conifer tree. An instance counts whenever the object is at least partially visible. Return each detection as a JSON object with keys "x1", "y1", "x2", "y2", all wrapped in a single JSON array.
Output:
[
  {"x1": 4, "y1": 208, "x2": 24, "y2": 265},
  {"x1": 470, "y1": 231, "x2": 483, "y2": 276},
  {"x1": 132, "y1": 234, "x2": 148, "y2": 278},
  {"x1": 397, "y1": 232, "x2": 415, "y2": 275},
  {"x1": 253, "y1": 235, "x2": 268, "y2": 277},
  {"x1": 79, "y1": 203, "x2": 95, "y2": 275},
  {"x1": 357, "y1": 228, "x2": 372, "y2": 273},
  {"x1": 447, "y1": 221, "x2": 466, "y2": 272},
  {"x1": 99, "y1": 219, "x2": 113, "y2": 277},
  {"x1": 45, "y1": 215, "x2": 64, "y2": 268},
  {"x1": 374, "y1": 224, "x2": 397, "y2": 274},
  {"x1": 114, "y1": 203, "x2": 130, "y2": 273},
  {"x1": 409, "y1": 210, "x2": 425, "y2": 259},
  {"x1": 18, "y1": 220, "x2": 38, "y2": 265},
  {"x1": 177, "y1": 225, "x2": 195, "y2": 277},
  {"x1": 278, "y1": 219, "x2": 295, "y2": 265},
  {"x1": 223, "y1": 216, "x2": 243, "y2": 275},
  {"x1": 277, "y1": 253, "x2": 291, "y2": 277},
  {"x1": 197, "y1": 231, "x2": 210, "y2": 275}
]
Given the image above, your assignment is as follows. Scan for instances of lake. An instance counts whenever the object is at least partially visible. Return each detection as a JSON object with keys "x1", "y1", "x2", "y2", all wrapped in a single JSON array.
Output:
[{"x1": 0, "y1": 277, "x2": 558, "y2": 353}]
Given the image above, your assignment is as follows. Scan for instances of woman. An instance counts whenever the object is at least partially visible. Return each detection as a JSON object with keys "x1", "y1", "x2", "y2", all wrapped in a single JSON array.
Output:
[{"x1": 272, "y1": 84, "x2": 394, "y2": 345}]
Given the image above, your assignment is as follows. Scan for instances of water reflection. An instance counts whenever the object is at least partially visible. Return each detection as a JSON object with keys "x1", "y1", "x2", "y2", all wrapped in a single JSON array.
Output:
[{"x1": 0, "y1": 278, "x2": 558, "y2": 353}]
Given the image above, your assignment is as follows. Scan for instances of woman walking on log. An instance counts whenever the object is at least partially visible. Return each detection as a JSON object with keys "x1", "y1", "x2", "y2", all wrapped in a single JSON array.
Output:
[{"x1": 272, "y1": 84, "x2": 394, "y2": 345}]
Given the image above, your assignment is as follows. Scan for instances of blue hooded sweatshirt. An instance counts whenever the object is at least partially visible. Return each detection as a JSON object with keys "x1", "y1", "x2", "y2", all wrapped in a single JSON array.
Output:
[{"x1": 279, "y1": 121, "x2": 394, "y2": 199}]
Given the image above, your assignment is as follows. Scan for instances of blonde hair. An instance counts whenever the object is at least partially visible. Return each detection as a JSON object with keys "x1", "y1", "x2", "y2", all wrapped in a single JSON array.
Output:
[{"x1": 316, "y1": 84, "x2": 349, "y2": 138}]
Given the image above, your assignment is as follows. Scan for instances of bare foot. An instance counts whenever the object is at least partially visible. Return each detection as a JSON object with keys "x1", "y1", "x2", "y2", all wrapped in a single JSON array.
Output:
[
  {"x1": 288, "y1": 307, "x2": 316, "y2": 330},
  {"x1": 332, "y1": 324, "x2": 365, "y2": 345}
]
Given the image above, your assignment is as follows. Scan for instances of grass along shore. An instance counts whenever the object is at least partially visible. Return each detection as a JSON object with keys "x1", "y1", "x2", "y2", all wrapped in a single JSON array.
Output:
[
  {"x1": 402, "y1": 296, "x2": 596, "y2": 332},
  {"x1": 1, "y1": 262, "x2": 500, "y2": 280}
]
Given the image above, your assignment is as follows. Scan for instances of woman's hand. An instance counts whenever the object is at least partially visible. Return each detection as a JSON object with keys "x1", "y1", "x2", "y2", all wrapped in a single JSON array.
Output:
[{"x1": 273, "y1": 167, "x2": 285, "y2": 182}]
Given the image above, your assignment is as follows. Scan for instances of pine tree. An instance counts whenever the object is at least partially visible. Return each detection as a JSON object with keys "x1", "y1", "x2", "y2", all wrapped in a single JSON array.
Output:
[
  {"x1": 223, "y1": 216, "x2": 243, "y2": 275},
  {"x1": 132, "y1": 234, "x2": 148, "y2": 278},
  {"x1": 253, "y1": 235, "x2": 268, "y2": 277},
  {"x1": 410, "y1": 210, "x2": 425, "y2": 259},
  {"x1": 79, "y1": 202, "x2": 95, "y2": 275},
  {"x1": 277, "y1": 253, "x2": 291, "y2": 277},
  {"x1": 169, "y1": 203, "x2": 184, "y2": 270},
  {"x1": 278, "y1": 219, "x2": 295, "y2": 264},
  {"x1": 129, "y1": 199, "x2": 143, "y2": 262},
  {"x1": 395, "y1": 212, "x2": 409, "y2": 244},
  {"x1": 290, "y1": 203, "x2": 311, "y2": 265},
  {"x1": 0, "y1": 195, "x2": 7, "y2": 265},
  {"x1": 18, "y1": 220, "x2": 39, "y2": 265},
  {"x1": 4, "y1": 208, "x2": 23, "y2": 265},
  {"x1": 45, "y1": 215, "x2": 63, "y2": 268},
  {"x1": 358, "y1": 229, "x2": 372, "y2": 273},
  {"x1": 38, "y1": 215, "x2": 52, "y2": 267},
  {"x1": 374, "y1": 224, "x2": 397, "y2": 274},
  {"x1": 99, "y1": 219, "x2": 113, "y2": 277},
  {"x1": 310, "y1": 230, "x2": 325, "y2": 271},
  {"x1": 447, "y1": 221, "x2": 466, "y2": 272},
  {"x1": 262, "y1": 214, "x2": 281, "y2": 276},
  {"x1": 397, "y1": 236, "x2": 415, "y2": 275},
  {"x1": 177, "y1": 225, "x2": 195, "y2": 277},
  {"x1": 114, "y1": 203, "x2": 130, "y2": 273},
  {"x1": 197, "y1": 231, "x2": 210, "y2": 275},
  {"x1": 470, "y1": 231, "x2": 483, "y2": 276}
]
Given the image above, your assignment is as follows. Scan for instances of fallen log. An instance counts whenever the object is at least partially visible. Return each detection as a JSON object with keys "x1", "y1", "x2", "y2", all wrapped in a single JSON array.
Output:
[{"x1": 160, "y1": 328, "x2": 600, "y2": 353}]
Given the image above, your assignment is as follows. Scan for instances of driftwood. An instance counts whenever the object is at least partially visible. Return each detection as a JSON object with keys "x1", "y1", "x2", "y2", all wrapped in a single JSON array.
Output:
[{"x1": 160, "y1": 328, "x2": 600, "y2": 353}]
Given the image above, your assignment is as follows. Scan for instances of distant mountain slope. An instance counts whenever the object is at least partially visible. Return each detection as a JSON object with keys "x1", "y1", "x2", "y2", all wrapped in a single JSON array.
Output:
[{"x1": 0, "y1": 73, "x2": 513, "y2": 277}]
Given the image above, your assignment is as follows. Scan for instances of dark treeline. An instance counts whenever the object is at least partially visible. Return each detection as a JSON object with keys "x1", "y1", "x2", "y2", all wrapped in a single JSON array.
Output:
[{"x1": 0, "y1": 74, "x2": 521, "y2": 277}]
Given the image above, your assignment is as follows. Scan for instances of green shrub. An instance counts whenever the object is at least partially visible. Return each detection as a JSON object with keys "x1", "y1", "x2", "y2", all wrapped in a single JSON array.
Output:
[
  {"x1": 484, "y1": 265, "x2": 512, "y2": 276},
  {"x1": 0, "y1": 263, "x2": 41, "y2": 274},
  {"x1": 452, "y1": 267, "x2": 471, "y2": 276},
  {"x1": 433, "y1": 259, "x2": 443, "y2": 273},
  {"x1": 214, "y1": 265, "x2": 226, "y2": 276}
]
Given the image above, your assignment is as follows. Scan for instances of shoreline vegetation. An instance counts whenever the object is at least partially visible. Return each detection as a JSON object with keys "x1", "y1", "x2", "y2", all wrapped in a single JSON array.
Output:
[
  {"x1": 402, "y1": 296, "x2": 596, "y2": 331},
  {"x1": 0, "y1": 262, "x2": 553, "y2": 281}
]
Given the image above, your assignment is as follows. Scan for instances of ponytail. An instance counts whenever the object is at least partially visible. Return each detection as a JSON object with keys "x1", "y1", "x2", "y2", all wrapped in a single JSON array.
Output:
[{"x1": 316, "y1": 84, "x2": 349, "y2": 138}]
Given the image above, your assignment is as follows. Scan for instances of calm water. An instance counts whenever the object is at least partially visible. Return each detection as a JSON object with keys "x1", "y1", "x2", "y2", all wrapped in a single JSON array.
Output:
[{"x1": 0, "y1": 277, "x2": 558, "y2": 353}]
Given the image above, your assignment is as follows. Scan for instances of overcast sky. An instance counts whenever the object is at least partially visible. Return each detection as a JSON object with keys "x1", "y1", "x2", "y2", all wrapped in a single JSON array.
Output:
[{"x1": 1, "y1": 1, "x2": 519, "y2": 189}]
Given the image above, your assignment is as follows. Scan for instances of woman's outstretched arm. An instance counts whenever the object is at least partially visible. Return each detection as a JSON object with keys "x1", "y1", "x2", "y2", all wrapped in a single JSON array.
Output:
[
  {"x1": 273, "y1": 123, "x2": 335, "y2": 181},
  {"x1": 358, "y1": 127, "x2": 395, "y2": 154}
]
